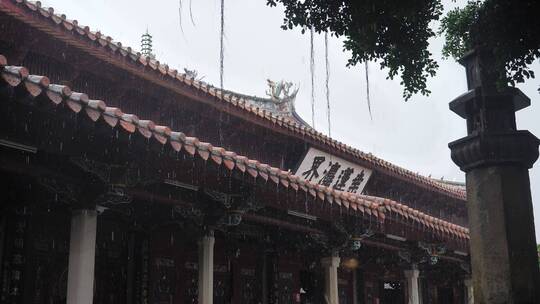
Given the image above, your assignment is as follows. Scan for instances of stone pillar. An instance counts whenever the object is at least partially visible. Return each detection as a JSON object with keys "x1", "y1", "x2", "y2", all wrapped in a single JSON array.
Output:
[
  {"x1": 66, "y1": 209, "x2": 97, "y2": 304},
  {"x1": 198, "y1": 233, "x2": 215, "y2": 304},
  {"x1": 464, "y1": 278, "x2": 474, "y2": 304},
  {"x1": 321, "y1": 255, "x2": 340, "y2": 304},
  {"x1": 404, "y1": 267, "x2": 420, "y2": 304},
  {"x1": 449, "y1": 49, "x2": 540, "y2": 303}
]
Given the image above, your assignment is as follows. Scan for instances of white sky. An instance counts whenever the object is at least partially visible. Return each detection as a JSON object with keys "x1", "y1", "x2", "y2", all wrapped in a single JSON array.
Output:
[{"x1": 40, "y1": 0, "x2": 540, "y2": 239}]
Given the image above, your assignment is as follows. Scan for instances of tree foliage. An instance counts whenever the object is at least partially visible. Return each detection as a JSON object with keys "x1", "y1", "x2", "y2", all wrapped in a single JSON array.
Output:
[
  {"x1": 538, "y1": 244, "x2": 540, "y2": 268},
  {"x1": 266, "y1": 0, "x2": 443, "y2": 100},
  {"x1": 440, "y1": 0, "x2": 540, "y2": 89},
  {"x1": 267, "y1": 0, "x2": 540, "y2": 99}
]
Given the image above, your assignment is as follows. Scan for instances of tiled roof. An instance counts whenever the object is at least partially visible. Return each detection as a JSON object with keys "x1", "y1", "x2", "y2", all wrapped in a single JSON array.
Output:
[
  {"x1": 432, "y1": 179, "x2": 466, "y2": 192},
  {"x1": 223, "y1": 89, "x2": 310, "y2": 128},
  {"x1": 0, "y1": 0, "x2": 467, "y2": 201},
  {"x1": 0, "y1": 54, "x2": 470, "y2": 240}
]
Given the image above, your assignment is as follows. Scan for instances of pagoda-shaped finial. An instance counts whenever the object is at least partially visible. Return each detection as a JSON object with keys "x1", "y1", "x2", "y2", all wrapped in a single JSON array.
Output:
[{"x1": 141, "y1": 29, "x2": 154, "y2": 58}]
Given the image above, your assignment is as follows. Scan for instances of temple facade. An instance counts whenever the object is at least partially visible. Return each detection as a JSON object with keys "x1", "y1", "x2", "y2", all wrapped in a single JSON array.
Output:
[{"x1": 0, "y1": 1, "x2": 471, "y2": 304}]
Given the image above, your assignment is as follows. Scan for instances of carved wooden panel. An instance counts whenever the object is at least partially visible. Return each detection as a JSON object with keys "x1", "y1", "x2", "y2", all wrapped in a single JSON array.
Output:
[
  {"x1": 26, "y1": 204, "x2": 70, "y2": 304},
  {"x1": 0, "y1": 206, "x2": 29, "y2": 304},
  {"x1": 338, "y1": 271, "x2": 353, "y2": 304},
  {"x1": 136, "y1": 237, "x2": 150, "y2": 304},
  {"x1": 275, "y1": 272, "x2": 294, "y2": 304},
  {"x1": 94, "y1": 215, "x2": 129, "y2": 304},
  {"x1": 0, "y1": 203, "x2": 70, "y2": 304},
  {"x1": 183, "y1": 262, "x2": 198, "y2": 304},
  {"x1": 213, "y1": 265, "x2": 231, "y2": 304},
  {"x1": 239, "y1": 268, "x2": 257, "y2": 304},
  {"x1": 152, "y1": 257, "x2": 176, "y2": 304},
  {"x1": 363, "y1": 279, "x2": 379, "y2": 304}
]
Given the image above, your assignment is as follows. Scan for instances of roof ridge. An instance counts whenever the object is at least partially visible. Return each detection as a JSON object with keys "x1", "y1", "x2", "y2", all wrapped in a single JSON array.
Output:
[
  {"x1": 0, "y1": 0, "x2": 466, "y2": 200},
  {"x1": 0, "y1": 53, "x2": 470, "y2": 241}
]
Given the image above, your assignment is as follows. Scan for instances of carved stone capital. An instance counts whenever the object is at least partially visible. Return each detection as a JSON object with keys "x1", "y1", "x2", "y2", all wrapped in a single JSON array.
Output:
[
  {"x1": 449, "y1": 131, "x2": 539, "y2": 172},
  {"x1": 320, "y1": 255, "x2": 340, "y2": 268}
]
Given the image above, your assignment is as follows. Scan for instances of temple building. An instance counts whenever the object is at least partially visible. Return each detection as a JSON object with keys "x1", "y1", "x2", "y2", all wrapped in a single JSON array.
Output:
[{"x1": 0, "y1": 1, "x2": 471, "y2": 303}]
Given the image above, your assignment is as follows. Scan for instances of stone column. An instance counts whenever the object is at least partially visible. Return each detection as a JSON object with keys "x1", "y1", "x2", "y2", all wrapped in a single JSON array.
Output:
[
  {"x1": 449, "y1": 49, "x2": 540, "y2": 303},
  {"x1": 321, "y1": 255, "x2": 340, "y2": 304},
  {"x1": 404, "y1": 267, "x2": 420, "y2": 304},
  {"x1": 66, "y1": 209, "x2": 97, "y2": 304},
  {"x1": 464, "y1": 278, "x2": 474, "y2": 304},
  {"x1": 198, "y1": 233, "x2": 215, "y2": 304}
]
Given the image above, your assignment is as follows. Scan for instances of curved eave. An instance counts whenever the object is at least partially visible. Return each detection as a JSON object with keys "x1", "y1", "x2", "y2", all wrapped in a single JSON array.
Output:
[{"x1": 0, "y1": 0, "x2": 466, "y2": 201}]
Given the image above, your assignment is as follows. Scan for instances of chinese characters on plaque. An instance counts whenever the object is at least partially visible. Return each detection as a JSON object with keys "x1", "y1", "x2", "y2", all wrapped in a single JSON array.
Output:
[{"x1": 294, "y1": 147, "x2": 372, "y2": 194}]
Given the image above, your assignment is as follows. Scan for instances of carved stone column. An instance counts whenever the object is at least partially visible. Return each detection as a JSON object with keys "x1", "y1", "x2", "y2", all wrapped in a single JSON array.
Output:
[
  {"x1": 321, "y1": 254, "x2": 340, "y2": 304},
  {"x1": 404, "y1": 267, "x2": 420, "y2": 304},
  {"x1": 66, "y1": 209, "x2": 97, "y2": 304},
  {"x1": 464, "y1": 278, "x2": 474, "y2": 304},
  {"x1": 198, "y1": 232, "x2": 215, "y2": 304},
  {"x1": 449, "y1": 49, "x2": 540, "y2": 303}
]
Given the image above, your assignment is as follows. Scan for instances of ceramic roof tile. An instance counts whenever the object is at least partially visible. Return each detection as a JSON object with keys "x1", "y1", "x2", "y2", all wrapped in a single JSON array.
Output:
[
  {"x1": 0, "y1": 0, "x2": 467, "y2": 201},
  {"x1": 2, "y1": 56, "x2": 470, "y2": 240}
]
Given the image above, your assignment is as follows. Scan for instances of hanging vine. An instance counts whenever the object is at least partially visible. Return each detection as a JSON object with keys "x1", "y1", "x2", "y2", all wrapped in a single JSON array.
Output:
[
  {"x1": 365, "y1": 62, "x2": 372, "y2": 120},
  {"x1": 310, "y1": 26, "x2": 316, "y2": 128},
  {"x1": 178, "y1": 0, "x2": 196, "y2": 31},
  {"x1": 178, "y1": 0, "x2": 185, "y2": 35},
  {"x1": 324, "y1": 32, "x2": 331, "y2": 137},
  {"x1": 219, "y1": 0, "x2": 225, "y2": 146},
  {"x1": 220, "y1": 0, "x2": 225, "y2": 90},
  {"x1": 189, "y1": 0, "x2": 196, "y2": 26}
]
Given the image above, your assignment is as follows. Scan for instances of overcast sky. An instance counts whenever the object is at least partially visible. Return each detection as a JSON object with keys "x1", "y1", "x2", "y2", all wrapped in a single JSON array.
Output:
[{"x1": 40, "y1": 0, "x2": 540, "y2": 239}]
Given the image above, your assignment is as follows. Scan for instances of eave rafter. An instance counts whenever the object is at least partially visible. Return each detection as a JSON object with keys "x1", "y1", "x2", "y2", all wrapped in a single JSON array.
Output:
[{"x1": 0, "y1": 54, "x2": 470, "y2": 250}]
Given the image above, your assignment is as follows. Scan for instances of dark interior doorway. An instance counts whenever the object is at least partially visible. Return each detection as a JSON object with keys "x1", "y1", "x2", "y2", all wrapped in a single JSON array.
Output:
[
  {"x1": 437, "y1": 287, "x2": 454, "y2": 304},
  {"x1": 380, "y1": 281, "x2": 404, "y2": 304},
  {"x1": 299, "y1": 270, "x2": 323, "y2": 304}
]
